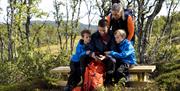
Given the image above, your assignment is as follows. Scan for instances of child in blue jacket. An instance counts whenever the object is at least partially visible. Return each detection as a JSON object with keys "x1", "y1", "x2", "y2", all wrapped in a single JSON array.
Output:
[
  {"x1": 64, "y1": 30, "x2": 91, "y2": 91},
  {"x1": 105, "y1": 29, "x2": 137, "y2": 84}
]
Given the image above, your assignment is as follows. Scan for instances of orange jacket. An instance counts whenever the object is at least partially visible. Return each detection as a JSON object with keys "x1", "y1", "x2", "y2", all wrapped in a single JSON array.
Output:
[{"x1": 106, "y1": 15, "x2": 134, "y2": 41}]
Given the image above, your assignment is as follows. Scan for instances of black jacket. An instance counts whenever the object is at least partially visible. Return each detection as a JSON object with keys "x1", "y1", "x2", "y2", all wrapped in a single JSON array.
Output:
[
  {"x1": 109, "y1": 14, "x2": 135, "y2": 42},
  {"x1": 89, "y1": 31, "x2": 116, "y2": 55}
]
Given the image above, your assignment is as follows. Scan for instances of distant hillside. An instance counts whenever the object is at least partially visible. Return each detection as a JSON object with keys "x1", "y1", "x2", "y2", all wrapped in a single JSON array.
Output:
[
  {"x1": 80, "y1": 23, "x2": 97, "y2": 32},
  {"x1": 31, "y1": 20, "x2": 97, "y2": 32}
]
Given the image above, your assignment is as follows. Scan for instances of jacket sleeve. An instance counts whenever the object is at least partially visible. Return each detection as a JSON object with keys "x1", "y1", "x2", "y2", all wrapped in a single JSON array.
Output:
[
  {"x1": 75, "y1": 43, "x2": 86, "y2": 58},
  {"x1": 75, "y1": 42, "x2": 81, "y2": 55},
  {"x1": 127, "y1": 16, "x2": 134, "y2": 41},
  {"x1": 109, "y1": 44, "x2": 134, "y2": 59},
  {"x1": 79, "y1": 51, "x2": 86, "y2": 57}
]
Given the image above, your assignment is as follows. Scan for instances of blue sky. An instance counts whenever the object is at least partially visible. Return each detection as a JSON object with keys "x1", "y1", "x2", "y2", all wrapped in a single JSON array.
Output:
[{"x1": 0, "y1": 0, "x2": 179, "y2": 25}]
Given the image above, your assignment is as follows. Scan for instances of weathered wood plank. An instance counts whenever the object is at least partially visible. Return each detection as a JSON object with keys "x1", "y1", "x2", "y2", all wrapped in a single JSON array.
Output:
[
  {"x1": 50, "y1": 65, "x2": 156, "y2": 73},
  {"x1": 129, "y1": 65, "x2": 156, "y2": 73},
  {"x1": 50, "y1": 66, "x2": 70, "y2": 73},
  {"x1": 50, "y1": 65, "x2": 156, "y2": 87}
]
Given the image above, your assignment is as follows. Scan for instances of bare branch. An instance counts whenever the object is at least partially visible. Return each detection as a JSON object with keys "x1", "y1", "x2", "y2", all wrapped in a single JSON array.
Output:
[
  {"x1": 96, "y1": 0, "x2": 103, "y2": 16},
  {"x1": 84, "y1": 0, "x2": 94, "y2": 29},
  {"x1": 150, "y1": 0, "x2": 177, "y2": 61},
  {"x1": 75, "y1": 0, "x2": 82, "y2": 28},
  {"x1": 144, "y1": 0, "x2": 157, "y2": 15},
  {"x1": 127, "y1": 0, "x2": 133, "y2": 7}
]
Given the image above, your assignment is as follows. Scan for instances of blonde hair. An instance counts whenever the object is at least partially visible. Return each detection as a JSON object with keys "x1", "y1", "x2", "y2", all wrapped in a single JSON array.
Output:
[
  {"x1": 114, "y1": 29, "x2": 126, "y2": 39},
  {"x1": 111, "y1": 3, "x2": 125, "y2": 20}
]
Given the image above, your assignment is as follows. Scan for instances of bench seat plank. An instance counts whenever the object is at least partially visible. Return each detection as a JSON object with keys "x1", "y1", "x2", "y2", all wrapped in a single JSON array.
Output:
[
  {"x1": 129, "y1": 65, "x2": 156, "y2": 73},
  {"x1": 50, "y1": 65, "x2": 156, "y2": 86},
  {"x1": 50, "y1": 66, "x2": 70, "y2": 73},
  {"x1": 50, "y1": 65, "x2": 156, "y2": 73}
]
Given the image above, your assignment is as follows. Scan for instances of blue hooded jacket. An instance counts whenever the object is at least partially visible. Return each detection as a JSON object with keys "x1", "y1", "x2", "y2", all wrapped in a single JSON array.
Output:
[
  {"x1": 109, "y1": 39, "x2": 137, "y2": 65},
  {"x1": 71, "y1": 39, "x2": 89, "y2": 62}
]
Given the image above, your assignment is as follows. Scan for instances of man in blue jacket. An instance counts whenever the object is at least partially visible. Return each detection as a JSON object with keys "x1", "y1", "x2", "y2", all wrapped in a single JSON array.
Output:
[
  {"x1": 64, "y1": 30, "x2": 91, "y2": 91},
  {"x1": 105, "y1": 29, "x2": 136, "y2": 84}
]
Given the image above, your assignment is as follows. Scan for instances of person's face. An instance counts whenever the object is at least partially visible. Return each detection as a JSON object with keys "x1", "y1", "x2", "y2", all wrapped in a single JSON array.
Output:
[
  {"x1": 98, "y1": 26, "x2": 108, "y2": 36},
  {"x1": 114, "y1": 33, "x2": 123, "y2": 44},
  {"x1": 82, "y1": 33, "x2": 91, "y2": 44},
  {"x1": 111, "y1": 10, "x2": 122, "y2": 20}
]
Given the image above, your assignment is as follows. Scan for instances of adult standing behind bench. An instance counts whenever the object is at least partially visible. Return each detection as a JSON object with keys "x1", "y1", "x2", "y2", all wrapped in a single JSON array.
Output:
[{"x1": 106, "y1": 3, "x2": 135, "y2": 45}]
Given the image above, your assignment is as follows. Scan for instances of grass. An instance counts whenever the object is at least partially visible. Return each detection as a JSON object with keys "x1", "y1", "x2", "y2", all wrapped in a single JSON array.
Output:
[{"x1": 35, "y1": 36, "x2": 81, "y2": 55}]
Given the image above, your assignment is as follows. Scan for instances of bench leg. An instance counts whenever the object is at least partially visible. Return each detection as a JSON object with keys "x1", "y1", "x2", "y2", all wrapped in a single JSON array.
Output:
[
  {"x1": 137, "y1": 73, "x2": 142, "y2": 81},
  {"x1": 144, "y1": 73, "x2": 148, "y2": 82},
  {"x1": 137, "y1": 72, "x2": 148, "y2": 82}
]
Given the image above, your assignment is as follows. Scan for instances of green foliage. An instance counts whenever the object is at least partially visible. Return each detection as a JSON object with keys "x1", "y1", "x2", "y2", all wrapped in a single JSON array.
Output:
[
  {"x1": 0, "y1": 62, "x2": 25, "y2": 85},
  {"x1": 0, "y1": 82, "x2": 33, "y2": 91},
  {"x1": 155, "y1": 60, "x2": 180, "y2": 91},
  {"x1": 153, "y1": 16, "x2": 166, "y2": 36},
  {"x1": 143, "y1": 12, "x2": 180, "y2": 91},
  {"x1": 0, "y1": 77, "x2": 60, "y2": 91},
  {"x1": 156, "y1": 43, "x2": 178, "y2": 62},
  {"x1": 0, "y1": 0, "x2": 179, "y2": 90},
  {"x1": 0, "y1": 46, "x2": 69, "y2": 90},
  {"x1": 147, "y1": 12, "x2": 180, "y2": 63}
]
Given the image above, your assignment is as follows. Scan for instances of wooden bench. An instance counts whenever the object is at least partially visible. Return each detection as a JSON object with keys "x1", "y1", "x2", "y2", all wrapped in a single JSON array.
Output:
[
  {"x1": 50, "y1": 65, "x2": 156, "y2": 83},
  {"x1": 129, "y1": 65, "x2": 156, "y2": 82}
]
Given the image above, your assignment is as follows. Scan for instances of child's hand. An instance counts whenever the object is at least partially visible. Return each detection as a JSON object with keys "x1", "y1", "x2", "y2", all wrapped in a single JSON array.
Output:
[
  {"x1": 97, "y1": 55, "x2": 106, "y2": 61},
  {"x1": 86, "y1": 50, "x2": 91, "y2": 55},
  {"x1": 104, "y1": 51, "x2": 111, "y2": 55},
  {"x1": 91, "y1": 52, "x2": 98, "y2": 61}
]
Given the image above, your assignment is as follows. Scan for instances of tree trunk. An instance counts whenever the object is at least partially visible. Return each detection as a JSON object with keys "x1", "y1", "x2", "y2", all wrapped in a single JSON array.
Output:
[
  {"x1": 17, "y1": 0, "x2": 23, "y2": 41},
  {"x1": 0, "y1": 34, "x2": 4, "y2": 62},
  {"x1": 150, "y1": 0, "x2": 178, "y2": 62},
  {"x1": 70, "y1": 0, "x2": 79, "y2": 54},
  {"x1": 25, "y1": 0, "x2": 31, "y2": 48},
  {"x1": 7, "y1": 0, "x2": 14, "y2": 61},
  {"x1": 73, "y1": 0, "x2": 82, "y2": 53},
  {"x1": 64, "y1": 1, "x2": 69, "y2": 54},
  {"x1": 136, "y1": 0, "x2": 165, "y2": 64},
  {"x1": 53, "y1": 0, "x2": 63, "y2": 50},
  {"x1": 136, "y1": 0, "x2": 145, "y2": 64}
]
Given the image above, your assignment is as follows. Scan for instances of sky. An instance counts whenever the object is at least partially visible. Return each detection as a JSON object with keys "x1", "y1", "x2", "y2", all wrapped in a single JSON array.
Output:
[
  {"x1": 0, "y1": 0, "x2": 100, "y2": 25},
  {"x1": 0, "y1": 0, "x2": 179, "y2": 25}
]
